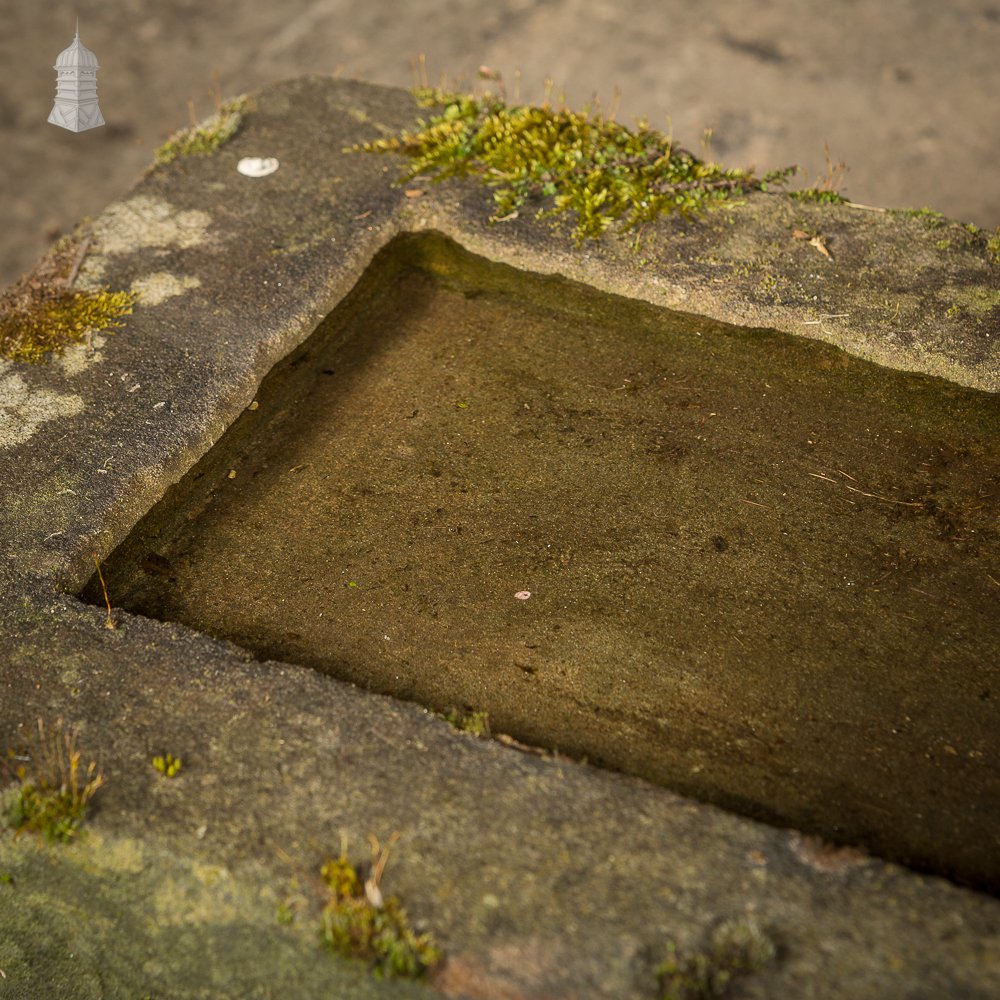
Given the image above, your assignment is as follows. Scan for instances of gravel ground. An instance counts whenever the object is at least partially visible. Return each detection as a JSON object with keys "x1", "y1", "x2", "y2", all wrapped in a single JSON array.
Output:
[{"x1": 2, "y1": 0, "x2": 999, "y2": 286}]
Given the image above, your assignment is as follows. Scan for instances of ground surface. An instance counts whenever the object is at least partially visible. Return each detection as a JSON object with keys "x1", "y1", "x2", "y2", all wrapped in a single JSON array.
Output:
[{"x1": 3, "y1": 0, "x2": 1000, "y2": 286}]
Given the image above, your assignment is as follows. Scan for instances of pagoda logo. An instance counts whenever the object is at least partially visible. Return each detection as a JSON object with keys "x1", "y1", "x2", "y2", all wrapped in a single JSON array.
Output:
[{"x1": 49, "y1": 19, "x2": 105, "y2": 133}]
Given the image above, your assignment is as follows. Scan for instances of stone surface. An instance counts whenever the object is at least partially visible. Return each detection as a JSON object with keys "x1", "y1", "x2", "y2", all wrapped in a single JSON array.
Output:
[{"x1": 1, "y1": 76, "x2": 998, "y2": 999}]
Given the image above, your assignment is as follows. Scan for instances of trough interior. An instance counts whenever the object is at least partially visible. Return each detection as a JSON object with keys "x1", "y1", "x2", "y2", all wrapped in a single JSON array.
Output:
[{"x1": 84, "y1": 232, "x2": 1000, "y2": 891}]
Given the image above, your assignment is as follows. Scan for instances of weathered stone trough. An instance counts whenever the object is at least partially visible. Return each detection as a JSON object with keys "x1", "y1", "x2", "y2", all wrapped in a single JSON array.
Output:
[{"x1": 2, "y1": 77, "x2": 998, "y2": 997}]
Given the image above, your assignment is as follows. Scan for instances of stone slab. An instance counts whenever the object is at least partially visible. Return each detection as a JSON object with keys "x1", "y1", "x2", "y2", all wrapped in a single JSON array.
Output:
[{"x1": 1, "y1": 76, "x2": 998, "y2": 998}]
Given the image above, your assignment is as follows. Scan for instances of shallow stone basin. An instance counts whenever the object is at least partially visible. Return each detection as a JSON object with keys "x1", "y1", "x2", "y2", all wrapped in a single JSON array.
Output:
[{"x1": 87, "y1": 232, "x2": 1000, "y2": 891}]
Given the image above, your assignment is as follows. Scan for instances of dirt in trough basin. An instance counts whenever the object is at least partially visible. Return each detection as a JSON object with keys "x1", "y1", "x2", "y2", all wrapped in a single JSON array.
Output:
[{"x1": 87, "y1": 233, "x2": 1000, "y2": 891}]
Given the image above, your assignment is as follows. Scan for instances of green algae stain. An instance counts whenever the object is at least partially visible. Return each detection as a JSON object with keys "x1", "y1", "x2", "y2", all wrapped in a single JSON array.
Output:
[
  {"x1": 154, "y1": 96, "x2": 248, "y2": 166},
  {"x1": 353, "y1": 89, "x2": 794, "y2": 241}
]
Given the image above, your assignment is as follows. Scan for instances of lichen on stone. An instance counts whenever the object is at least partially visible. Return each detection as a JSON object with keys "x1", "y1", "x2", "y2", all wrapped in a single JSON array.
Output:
[{"x1": 353, "y1": 88, "x2": 794, "y2": 241}]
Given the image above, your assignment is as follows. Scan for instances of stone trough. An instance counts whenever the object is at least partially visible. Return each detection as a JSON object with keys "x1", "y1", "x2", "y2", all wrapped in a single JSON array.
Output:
[{"x1": 1, "y1": 76, "x2": 998, "y2": 998}]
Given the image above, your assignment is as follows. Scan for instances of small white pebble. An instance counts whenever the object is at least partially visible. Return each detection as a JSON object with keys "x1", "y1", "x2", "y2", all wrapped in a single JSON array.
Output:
[
  {"x1": 515, "y1": 590, "x2": 531, "y2": 600},
  {"x1": 237, "y1": 156, "x2": 279, "y2": 177}
]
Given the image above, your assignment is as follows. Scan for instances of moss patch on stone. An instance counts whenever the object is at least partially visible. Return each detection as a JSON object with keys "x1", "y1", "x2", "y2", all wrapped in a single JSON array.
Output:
[
  {"x1": 788, "y1": 188, "x2": 847, "y2": 205},
  {"x1": 154, "y1": 96, "x2": 248, "y2": 166},
  {"x1": 3, "y1": 719, "x2": 105, "y2": 843},
  {"x1": 987, "y1": 230, "x2": 1000, "y2": 265},
  {"x1": 318, "y1": 835, "x2": 441, "y2": 979},
  {"x1": 354, "y1": 89, "x2": 795, "y2": 241},
  {"x1": 657, "y1": 918, "x2": 777, "y2": 1000},
  {"x1": 0, "y1": 236, "x2": 136, "y2": 363}
]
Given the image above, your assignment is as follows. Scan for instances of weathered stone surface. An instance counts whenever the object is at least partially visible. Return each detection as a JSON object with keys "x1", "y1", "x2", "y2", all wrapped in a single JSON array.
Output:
[{"x1": 1, "y1": 77, "x2": 998, "y2": 998}]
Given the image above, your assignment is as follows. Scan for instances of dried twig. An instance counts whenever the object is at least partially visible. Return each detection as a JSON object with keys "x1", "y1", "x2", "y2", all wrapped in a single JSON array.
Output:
[{"x1": 65, "y1": 235, "x2": 92, "y2": 289}]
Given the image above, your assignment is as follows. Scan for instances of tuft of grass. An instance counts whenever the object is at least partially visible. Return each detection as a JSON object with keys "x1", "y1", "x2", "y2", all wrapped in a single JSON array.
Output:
[
  {"x1": 0, "y1": 236, "x2": 136, "y2": 363},
  {"x1": 353, "y1": 88, "x2": 794, "y2": 241},
  {"x1": 657, "y1": 917, "x2": 776, "y2": 1000},
  {"x1": 154, "y1": 96, "x2": 247, "y2": 166},
  {"x1": 319, "y1": 832, "x2": 441, "y2": 979},
  {"x1": 444, "y1": 707, "x2": 491, "y2": 736},
  {"x1": 3, "y1": 719, "x2": 105, "y2": 843}
]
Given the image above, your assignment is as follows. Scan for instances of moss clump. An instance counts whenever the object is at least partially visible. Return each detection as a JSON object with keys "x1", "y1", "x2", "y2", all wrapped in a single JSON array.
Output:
[
  {"x1": 789, "y1": 188, "x2": 847, "y2": 205},
  {"x1": 354, "y1": 88, "x2": 793, "y2": 241},
  {"x1": 444, "y1": 707, "x2": 491, "y2": 736},
  {"x1": 3, "y1": 719, "x2": 105, "y2": 843},
  {"x1": 891, "y1": 209, "x2": 1000, "y2": 266},
  {"x1": 657, "y1": 918, "x2": 776, "y2": 1000},
  {"x1": 891, "y1": 206, "x2": 948, "y2": 230},
  {"x1": 151, "y1": 752, "x2": 182, "y2": 778},
  {"x1": 154, "y1": 96, "x2": 247, "y2": 166},
  {"x1": 319, "y1": 834, "x2": 441, "y2": 979},
  {"x1": 987, "y1": 229, "x2": 1000, "y2": 265},
  {"x1": 0, "y1": 236, "x2": 136, "y2": 363}
]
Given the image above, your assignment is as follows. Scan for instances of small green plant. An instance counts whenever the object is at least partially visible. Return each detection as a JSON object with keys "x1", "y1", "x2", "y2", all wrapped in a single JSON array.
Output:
[
  {"x1": 987, "y1": 229, "x2": 1000, "y2": 265},
  {"x1": 0, "y1": 235, "x2": 136, "y2": 363},
  {"x1": 0, "y1": 872, "x2": 13, "y2": 885},
  {"x1": 444, "y1": 707, "x2": 491, "y2": 736},
  {"x1": 354, "y1": 87, "x2": 794, "y2": 241},
  {"x1": 789, "y1": 143, "x2": 848, "y2": 205},
  {"x1": 789, "y1": 188, "x2": 847, "y2": 205},
  {"x1": 154, "y1": 96, "x2": 247, "y2": 166},
  {"x1": 892, "y1": 206, "x2": 948, "y2": 230},
  {"x1": 657, "y1": 917, "x2": 776, "y2": 1000},
  {"x1": 151, "y1": 753, "x2": 182, "y2": 778},
  {"x1": 3, "y1": 719, "x2": 105, "y2": 843},
  {"x1": 318, "y1": 832, "x2": 441, "y2": 979}
]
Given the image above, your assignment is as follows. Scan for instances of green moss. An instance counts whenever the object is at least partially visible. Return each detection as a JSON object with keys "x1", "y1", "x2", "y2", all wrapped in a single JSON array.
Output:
[
  {"x1": 318, "y1": 835, "x2": 441, "y2": 979},
  {"x1": 154, "y1": 96, "x2": 248, "y2": 166},
  {"x1": 3, "y1": 719, "x2": 105, "y2": 843},
  {"x1": 657, "y1": 918, "x2": 776, "y2": 1000},
  {"x1": 353, "y1": 88, "x2": 794, "y2": 241},
  {"x1": 891, "y1": 206, "x2": 948, "y2": 230},
  {"x1": 943, "y1": 285, "x2": 1000, "y2": 317},
  {"x1": 788, "y1": 188, "x2": 847, "y2": 205},
  {"x1": 151, "y1": 753, "x2": 183, "y2": 778},
  {"x1": 988, "y1": 230, "x2": 1000, "y2": 266},
  {"x1": 444, "y1": 707, "x2": 491, "y2": 736},
  {"x1": 0, "y1": 236, "x2": 136, "y2": 363}
]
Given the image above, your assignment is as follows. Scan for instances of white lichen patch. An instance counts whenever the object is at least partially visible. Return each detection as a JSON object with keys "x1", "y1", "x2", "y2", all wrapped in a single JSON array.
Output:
[
  {"x1": 55, "y1": 334, "x2": 108, "y2": 378},
  {"x1": 80, "y1": 195, "x2": 213, "y2": 285},
  {"x1": 0, "y1": 362, "x2": 84, "y2": 450},
  {"x1": 131, "y1": 271, "x2": 201, "y2": 306}
]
